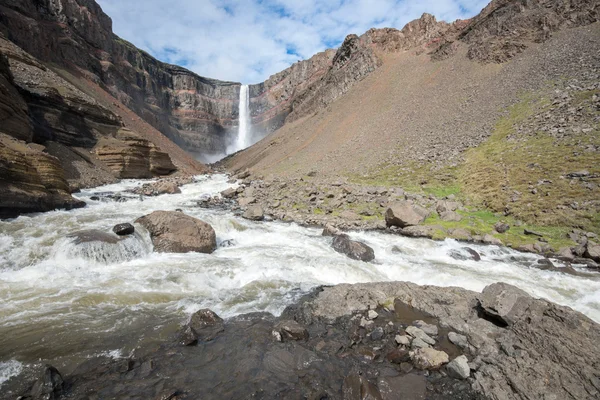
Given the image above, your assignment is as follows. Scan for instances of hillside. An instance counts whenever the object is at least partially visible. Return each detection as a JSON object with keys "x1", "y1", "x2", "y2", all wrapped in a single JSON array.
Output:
[{"x1": 224, "y1": 0, "x2": 599, "y2": 252}]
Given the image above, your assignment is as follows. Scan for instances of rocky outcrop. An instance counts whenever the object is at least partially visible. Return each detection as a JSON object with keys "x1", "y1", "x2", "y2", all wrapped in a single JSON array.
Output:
[
  {"x1": 94, "y1": 129, "x2": 176, "y2": 179},
  {"x1": 0, "y1": 0, "x2": 240, "y2": 154},
  {"x1": 0, "y1": 133, "x2": 85, "y2": 218},
  {"x1": 135, "y1": 211, "x2": 217, "y2": 254}
]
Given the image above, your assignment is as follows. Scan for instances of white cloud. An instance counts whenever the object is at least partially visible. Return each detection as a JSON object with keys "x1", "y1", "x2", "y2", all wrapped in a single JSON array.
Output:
[{"x1": 96, "y1": 0, "x2": 489, "y2": 84}]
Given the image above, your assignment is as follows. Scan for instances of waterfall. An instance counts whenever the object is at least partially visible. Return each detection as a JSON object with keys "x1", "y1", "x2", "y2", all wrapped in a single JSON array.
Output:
[{"x1": 234, "y1": 84, "x2": 251, "y2": 152}]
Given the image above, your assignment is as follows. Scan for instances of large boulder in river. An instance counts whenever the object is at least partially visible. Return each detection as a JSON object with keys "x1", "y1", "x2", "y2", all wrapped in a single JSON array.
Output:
[
  {"x1": 135, "y1": 211, "x2": 216, "y2": 253},
  {"x1": 332, "y1": 234, "x2": 375, "y2": 262},
  {"x1": 385, "y1": 201, "x2": 429, "y2": 228},
  {"x1": 242, "y1": 205, "x2": 264, "y2": 221}
]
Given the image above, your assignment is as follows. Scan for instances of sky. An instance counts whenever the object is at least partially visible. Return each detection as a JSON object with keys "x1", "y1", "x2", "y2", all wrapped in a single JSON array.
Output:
[{"x1": 96, "y1": 0, "x2": 489, "y2": 84}]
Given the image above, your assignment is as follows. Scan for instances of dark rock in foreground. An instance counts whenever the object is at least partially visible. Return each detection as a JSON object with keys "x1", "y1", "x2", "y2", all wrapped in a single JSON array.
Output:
[{"x1": 21, "y1": 281, "x2": 600, "y2": 400}]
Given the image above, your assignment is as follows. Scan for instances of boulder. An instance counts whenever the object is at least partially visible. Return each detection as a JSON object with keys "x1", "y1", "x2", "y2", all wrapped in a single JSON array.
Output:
[
  {"x1": 477, "y1": 283, "x2": 532, "y2": 326},
  {"x1": 68, "y1": 229, "x2": 120, "y2": 245},
  {"x1": 440, "y1": 211, "x2": 462, "y2": 222},
  {"x1": 405, "y1": 326, "x2": 435, "y2": 345},
  {"x1": 482, "y1": 234, "x2": 503, "y2": 246},
  {"x1": 238, "y1": 197, "x2": 256, "y2": 207},
  {"x1": 242, "y1": 205, "x2": 264, "y2": 221},
  {"x1": 27, "y1": 365, "x2": 64, "y2": 400},
  {"x1": 272, "y1": 320, "x2": 309, "y2": 342},
  {"x1": 342, "y1": 374, "x2": 383, "y2": 400},
  {"x1": 584, "y1": 242, "x2": 600, "y2": 262},
  {"x1": 448, "y1": 247, "x2": 481, "y2": 262},
  {"x1": 436, "y1": 200, "x2": 460, "y2": 214},
  {"x1": 494, "y1": 222, "x2": 510, "y2": 234},
  {"x1": 112, "y1": 223, "x2": 134, "y2": 236},
  {"x1": 410, "y1": 348, "x2": 449, "y2": 370},
  {"x1": 220, "y1": 187, "x2": 237, "y2": 199},
  {"x1": 180, "y1": 309, "x2": 224, "y2": 346},
  {"x1": 135, "y1": 211, "x2": 216, "y2": 253},
  {"x1": 332, "y1": 234, "x2": 375, "y2": 262},
  {"x1": 385, "y1": 201, "x2": 429, "y2": 228},
  {"x1": 235, "y1": 169, "x2": 251, "y2": 180},
  {"x1": 399, "y1": 225, "x2": 438, "y2": 238},
  {"x1": 446, "y1": 355, "x2": 470, "y2": 380},
  {"x1": 322, "y1": 224, "x2": 342, "y2": 237},
  {"x1": 557, "y1": 247, "x2": 575, "y2": 262},
  {"x1": 448, "y1": 332, "x2": 469, "y2": 349},
  {"x1": 448, "y1": 228, "x2": 472, "y2": 241}
]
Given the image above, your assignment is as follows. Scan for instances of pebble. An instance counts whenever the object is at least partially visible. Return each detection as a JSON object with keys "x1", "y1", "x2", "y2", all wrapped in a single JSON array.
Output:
[{"x1": 368, "y1": 310, "x2": 379, "y2": 320}]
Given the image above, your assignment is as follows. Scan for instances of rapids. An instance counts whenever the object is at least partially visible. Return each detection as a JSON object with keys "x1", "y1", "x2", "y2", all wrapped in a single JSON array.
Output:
[{"x1": 1, "y1": 174, "x2": 599, "y2": 389}]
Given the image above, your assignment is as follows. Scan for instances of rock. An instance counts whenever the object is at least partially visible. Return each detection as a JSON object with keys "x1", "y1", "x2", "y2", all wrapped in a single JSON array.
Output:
[
  {"x1": 448, "y1": 247, "x2": 481, "y2": 261},
  {"x1": 584, "y1": 242, "x2": 600, "y2": 262},
  {"x1": 398, "y1": 225, "x2": 438, "y2": 238},
  {"x1": 440, "y1": 211, "x2": 462, "y2": 222},
  {"x1": 410, "y1": 338, "x2": 431, "y2": 349},
  {"x1": 524, "y1": 229, "x2": 544, "y2": 237},
  {"x1": 410, "y1": 348, "x2": 449, "y2": 370},
  {"x1": 482, "y1": 234, "x2": 503, "y2": 246},
  {"x1": 413, "y1": 320, "x2": 438, "y2": 336},
  {"x1": 68, "y1": 229, "x2": 120, "y2": 245},
  {"x1": 405, "y1": 326, "x2": 435, "y2": 345},
  {"x1": 180, "y1": 309, "x2": 224, "y2": 345},
  {"x1": 448, "y1": 332, "x2": 468, "y2": 349},
  {"x1": 322, "y1": 224, "x2": 342, "y2": 237},
  {"x1": 112, "y1": 223, "x2": 134, "y2": 236},
  {"x1": 436, "y1": 200, "x2": 460, "y2": 214},
  {"x1": 27, "y1": 365, "x2": 64, "y2": 400},
  {"x1": 235, "y1": 170, "x2": 251, "y2": 180},
  {"x1": 477, "y1": 283, "x2": 532, "y2": 326},
  {"x1": 220, "y1": 187, "x2": 237, "y2": 199},
  {"x1": 368, "y1": 310, "x2": 379, "y2": 320},
  {"x1": 385, "y1": 348, "x2": 410, "y2": 364},
  {"x1": 135, "y1": 211, "x2": 216, "y2": 253},
  {"x1": 219, "y1": 239, "x2": 236, "y2": 248},
  {"x1": 557, "y1": 247, "x2": 575, "y2": 262},
  {"x1": 370, "y1": 327, "x2": 384, "y2": 341},
  {"x1": 448, "y1": 228, "x2": 471, "y2": 241},
  {"x1": 242, "y1": 205, "x2": 265, "y2": 221},
  {"x1": 385, "y1": 201, "x2": 429, "y2": 228},
  {"x1": 238, "y1": 197, "x2": 256, "y2": 207},
  {"x1": 342, "y1": 374, "x2": 383, "y2": 400},
  {"x1": 272, "y1": 320, "x2": 309, "y2": 341},
  {"x1": 494, "y1": 222, "x2": 510, "y2": 234},
  {"x1": 446, "y1": 355, "x2": 470, "y2": 380},
  {"x1": 395, "y1": 335, "x2": 411, "y2": 346},
  {"x1": 332, "y1": 234, "x2": 375, "y2": 262}
]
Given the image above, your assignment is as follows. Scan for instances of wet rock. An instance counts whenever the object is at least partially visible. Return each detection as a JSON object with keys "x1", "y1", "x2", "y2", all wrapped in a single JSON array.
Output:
[
  {"x1": 135, "y1": 211, "x2": 216, "y2": 253},
  {"x1": 370, "y1": 327, "x2": 384, "y2": 341},
  {"x1": 478, "y1": 282, "x2": 532, "y2": 326},
  {"x1": 68, "y1": 229, "x2": 120, "y2": 244},
  {"x1": 385, "y1": 201, "x2": 429, "y2": 228},
  {"x1": 180, "y1": 309, "x2": 224, "y2": 345},
  {"x1": 448, "y1": 247, "x2": 481, "y2": 262},
  {"x1": 242, "y1": 205, "x2": 264, "y2": 221},
  {"x1": 395, "y1": 335, "x2": 411, "y2": 346},
  {"x1": 405, "y1": 326, "x2": 435, "y2": 345},
  {"x1": 410, "y1": 348, "x2": 449, "y2": 370},
  {"x1": 342, "y1": 374, "x2": 383, "y2": 400},
  {"x1": 272, "y1": 320, "x2": 309, "y2": 341},
  {"x1": 494, "y1": 222, "x2": 510, "y2": 234},
  {"x1": 410, "y1": 338, "x2": 431, "y2": 349},
  {"x1": 332, "y1": 234, "x2": 375, "y2": 262},
  {"x1": 26, "y1": 365, "x2": 64, "y2": 400},
  {"x1": 385, "y1": 348, "x2": 410, "y2": 364},
  {"x1": 220, "y1": 188, "x2": 237, "y2": 199},
  {"x1": 584, "y1": 242, "x2": 600, "y2": 262},
  {"x1": 399, "y1": 225, "x2": 438, "y2": 238},
  {"x1": 446, "y1": 355, "x2": 470, "y2": 380},
  {"x1": 448, "y1": 332, "x2": 468, "y2": 349},
  {"x1": 322, "y1": 224, "x2": 342, "y2": 237},
  {"x1": 377, "y1": 374, "x2": 426, "y2": 400},
  {"x1": 413, "y1": 320, "x2": 438, "y2": 336},
  {"x1": 112, "y1": 223, "x2": 134, "y2": 236}
]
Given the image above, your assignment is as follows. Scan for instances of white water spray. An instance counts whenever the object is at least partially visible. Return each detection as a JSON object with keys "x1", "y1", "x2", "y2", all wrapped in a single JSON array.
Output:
[{"x1": 234, "y1": 84, "x2": 251, "y2": 152}]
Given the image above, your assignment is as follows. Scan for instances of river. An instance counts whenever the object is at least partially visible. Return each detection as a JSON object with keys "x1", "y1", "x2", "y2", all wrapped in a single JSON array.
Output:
[{"x1": 1, "y1": 174, "x2": 599, "y2": 389}]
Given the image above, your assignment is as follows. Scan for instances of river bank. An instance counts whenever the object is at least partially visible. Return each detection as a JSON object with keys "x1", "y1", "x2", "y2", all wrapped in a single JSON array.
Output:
[{"x1": 1, "y1": 174, "x2": 600, "y2": 399}]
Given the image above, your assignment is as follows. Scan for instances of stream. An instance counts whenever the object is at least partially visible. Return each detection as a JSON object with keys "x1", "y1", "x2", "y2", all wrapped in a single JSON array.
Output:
[{"x1": 1, "y1": 174, "x2": 599, "y2": 390}]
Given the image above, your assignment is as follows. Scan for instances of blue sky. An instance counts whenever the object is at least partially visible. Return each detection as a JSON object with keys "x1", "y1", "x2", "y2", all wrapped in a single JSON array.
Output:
[{"x1": 96, "y1": 0, "x2": 489, "y2": 84}]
